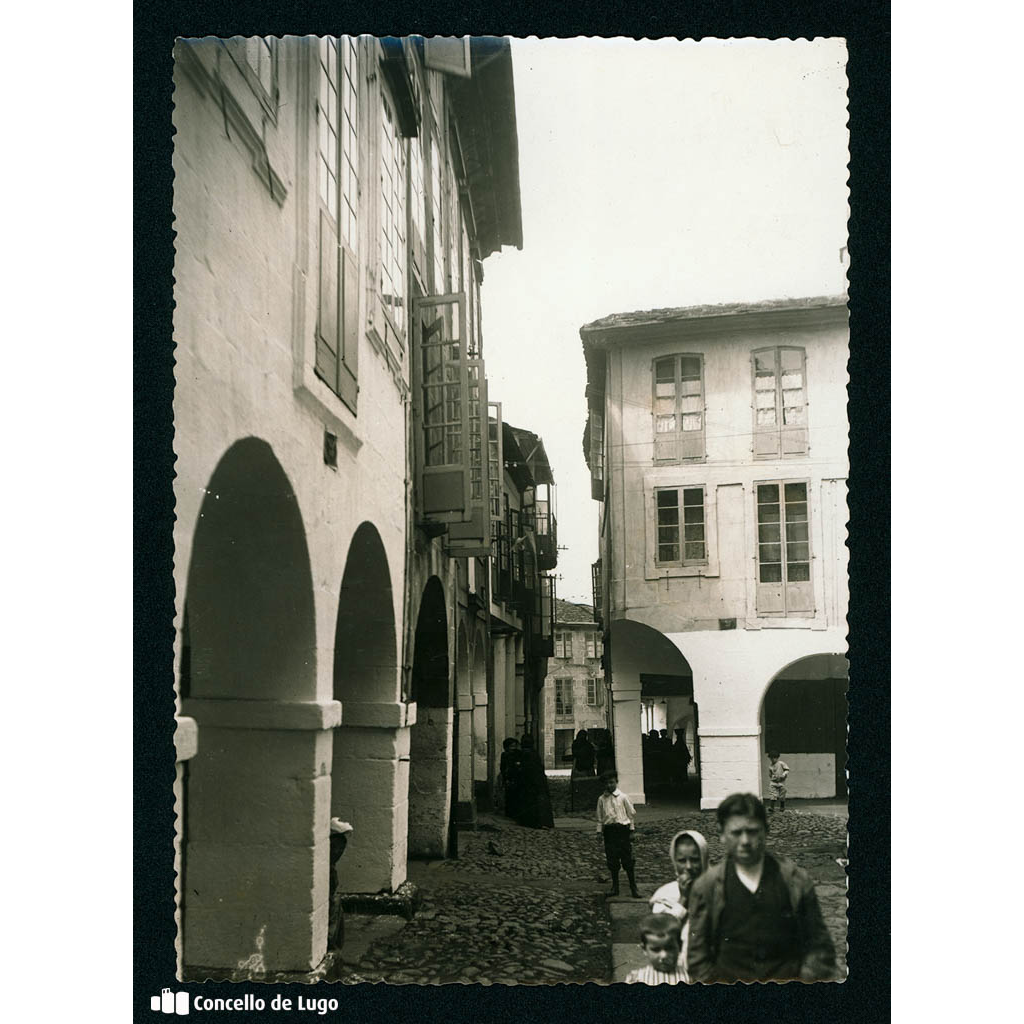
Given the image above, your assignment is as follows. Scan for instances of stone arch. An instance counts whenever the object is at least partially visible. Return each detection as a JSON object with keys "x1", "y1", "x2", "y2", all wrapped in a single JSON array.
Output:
[
  {"x1": 608, "y1": 618, "x2": 698, "y2": 805},
  {"x1": 407, "y1": 577, "x2": 453, "y2": 858},
  {"x1": 330, "y1": 521, "x2": 403, "y2": 892},
  {"x1": 185, "y1": 437, "x2": 317, "y2": 701},
  {"x1": 333, "y1": 521, "x2": 398, "y2": 704},
  {"x1": 757, "y1": 652, "x2": 849, "y2": 800},
  {"x1": 181, "y1": 437, "x2": 323, "y2": 974}
]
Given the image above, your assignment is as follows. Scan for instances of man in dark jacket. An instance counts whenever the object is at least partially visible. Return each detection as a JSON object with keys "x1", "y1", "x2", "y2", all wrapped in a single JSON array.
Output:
[{"x1": 687, "y1": 792, "x2": 836, "y2": 983}]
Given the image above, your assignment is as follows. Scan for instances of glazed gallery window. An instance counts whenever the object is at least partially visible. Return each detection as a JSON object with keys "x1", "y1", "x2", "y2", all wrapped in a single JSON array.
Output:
[
  {"x1": 379, "y1": 88, "x2": 407, "y2": 336},
  {"x1": 555, "y1": 679, "x2": 574, "y2": 718},
  {"x1": 655, "y1": 487, "x2": 707, "y2": 566},
  {"x1": 314, "y1": 36, "x2": 359, "y2": 410},
  {"x1": 653, "y1": 354, "x2": 705, "y2": 462},
  {"x1": 755, "y1": 480, "x2": 814, "y2": 615},
  {"x1": 752, "y1": 347, "x2": 808, "y2": 457},
  {"x1": 554, "y1": 631, "x2": 573, "y2": 659}
]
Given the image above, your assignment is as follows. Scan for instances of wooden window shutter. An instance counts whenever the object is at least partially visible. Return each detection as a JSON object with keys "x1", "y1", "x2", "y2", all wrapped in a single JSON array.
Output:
[
  {"x1": 752, "y1": 349, "x2": 782, "y2": 458},
  {"x1": 653, "y1": 357, "x2": 679, "y2": 463},
  {"x1": 337, "y1": 246, "x2": 359, "y2": 411},
  {"x1": 423, "y1": 37, "x2": 472, "y2": 78},
  {"x1": 315, "y1": 210, "x2": 340, "y2": 388},
  {"x1": 779, "y1": 347, "x2": 808, "y2": 456},
  {"x1": 755, "y1": 482, "x2": 786, "y2": 614},
  {"x1": 677, "y1": 354, "x2": 705, "y2": 461}
]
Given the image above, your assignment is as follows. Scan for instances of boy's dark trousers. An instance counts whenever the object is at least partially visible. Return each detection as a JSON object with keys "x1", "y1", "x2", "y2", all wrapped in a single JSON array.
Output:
[{"x1": 602, "y1": 823, "x2": 639, "y2": 896}]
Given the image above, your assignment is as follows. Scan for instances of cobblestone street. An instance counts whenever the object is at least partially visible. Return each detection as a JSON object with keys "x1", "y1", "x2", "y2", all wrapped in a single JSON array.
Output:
[{"x1": 329, "y1": 806, "x2": 848, "y2": 985}]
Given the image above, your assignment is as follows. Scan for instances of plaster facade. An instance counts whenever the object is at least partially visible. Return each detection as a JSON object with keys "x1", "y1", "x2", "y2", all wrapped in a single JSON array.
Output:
[
  {"x1": 171, "y1": 35, "x2": 529, "y2": 979},
  {"x1": 584, "y1": 299, "x2": 850, "y2": 809},
  {"x1": 540, "y1": 605, "x2": 609, "y2": 769}
]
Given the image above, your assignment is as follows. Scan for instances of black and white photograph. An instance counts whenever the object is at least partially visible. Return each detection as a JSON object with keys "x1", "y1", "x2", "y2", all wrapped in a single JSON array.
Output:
[{"x1": 163, "y1": 32, "x2": 856, "y2": 992}]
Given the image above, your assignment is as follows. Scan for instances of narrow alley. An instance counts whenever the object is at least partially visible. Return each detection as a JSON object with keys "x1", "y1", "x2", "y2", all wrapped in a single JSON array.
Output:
[{"x1": 328, "y1": 804, "x2": 848, "y2": 985}]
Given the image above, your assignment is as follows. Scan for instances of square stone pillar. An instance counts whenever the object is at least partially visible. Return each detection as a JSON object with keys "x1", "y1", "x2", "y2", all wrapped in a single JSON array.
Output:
[
  {"x1": 697, "y1": 728, "x2": 763, "y2": 809},
  {"x1": 472, "y1": 691, "x2": 488, "y2": 783},
  {"x1": 180, "y1": 697, "x2": 341, "y2": 974},
  {"x1": 408, "y1": 706, "x2": 453, "y2": 857},
  {"x1": 611, "y1": 685, "x2": 645, "y2": 805},
  {"x1": 330, "y1": 700, "x2": 415, "y2": 893}
]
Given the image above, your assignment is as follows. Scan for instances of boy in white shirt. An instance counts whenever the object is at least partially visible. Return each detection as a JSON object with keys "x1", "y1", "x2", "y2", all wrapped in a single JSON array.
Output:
[{"x1": 595, "y1": 770, "x2": 640, "y2": 898}]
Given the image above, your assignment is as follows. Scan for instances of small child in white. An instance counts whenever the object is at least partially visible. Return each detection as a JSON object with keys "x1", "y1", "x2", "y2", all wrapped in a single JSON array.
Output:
[
  {"x1": 648, "y1": 829, "x2": 708, "y2": 973},
  {"x1": 767, "y1": 751, "x2": 790, "y2": 812},
  {"x1": 624, "y1": 914, "x2": 688, "y2": 985}
]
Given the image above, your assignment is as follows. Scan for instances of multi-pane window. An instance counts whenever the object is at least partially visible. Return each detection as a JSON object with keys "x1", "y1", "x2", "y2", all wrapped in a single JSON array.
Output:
[
  {"x1": 315, "y1": 37, "x2": 359, "y2": 410},
  {"x1": 752, "y1": 347, "x2": 808, "y2": 457},
  {"x1": 555, "y1": 679, "x2": 574, "y2": 718},
  {"x1": 755, "y1": 480, "x2": 814, "y2": 614},
  {"x1": 586, "y1": 679, "x2": 603, "y2": 706},
  {"x1": 590, "y1": 409, "x2": 604, "y2": 484},
  {"x1": 655, "y1": 487, "x2": 707, "y2": 566},
  {"x1": 653, "y1": 354, "x2": 705, "y2": 462},
  {"x1": 420, "y1": 313, "x2": 462, "y2": 468},
  {"x1": 554, "y1": 631, "x2": 573, "y2": 660},
  {"x1": 318, "y1": 38, "x2": 358, "y2": 248},
  {"x1": 379, "y1": 89, "x2": 407, "y2": 335},
  {"x1": 409, "y1": 133, "x2": 426, "y2": 253},
  {"x1": 586, "y1": 635, "x2": 598, "y2": 659}
]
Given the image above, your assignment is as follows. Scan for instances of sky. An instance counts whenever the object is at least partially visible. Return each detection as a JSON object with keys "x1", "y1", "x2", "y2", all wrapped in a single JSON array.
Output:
[{"x1": 479, "y1": 37, "x2": 850, "y2": 605}]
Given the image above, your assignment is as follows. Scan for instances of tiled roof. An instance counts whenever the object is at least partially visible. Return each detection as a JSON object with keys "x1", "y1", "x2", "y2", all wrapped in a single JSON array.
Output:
[
  {"x1": 555, "y1": 598, "x2": 596, "y2": 624},
  {"x1": 580, "y1": 294, "x2": 847, "y2": 335}
]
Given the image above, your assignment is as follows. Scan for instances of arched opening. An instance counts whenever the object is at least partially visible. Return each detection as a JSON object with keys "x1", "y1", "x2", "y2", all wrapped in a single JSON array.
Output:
[
  {"x1": 608, "y1": 618, "x2": 699, "y2": 806},
  {"x1": 331, "y1": 521, "x2": 400, "y2": 892},
  {"x1": 758, "y1": 653, "x2": 848, "y2": 801},
  {"x1": 407, "y1": 578, "x2": 452, "y2": 859},
  {"x1": 181, "y1": 437, "x2": 319, "y2": 973}
]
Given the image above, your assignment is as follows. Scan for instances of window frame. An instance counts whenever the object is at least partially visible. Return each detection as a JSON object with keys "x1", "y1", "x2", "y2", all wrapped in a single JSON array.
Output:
[
  {"x1": 554, "y1": 678, "x2": 575, "y2": 719},
  {"x1": 554, "y1": 630, "x2": 573, "y2": 660},
  {"x1": 586, "y1": 678, "x2": 603, "y2": 707},
  {"x1": 753, "y1": 477, "x2": 815, "y2": 616},
  {"x1": 652, "y1": 353, "x2": 706, "y2": 464},
  {"x1": 653, "y1": 485, "x2": 709, "y2": 568},
  {"x1": 313, "y1": 35, "x2": 361, "y2": 413},
  {"x1": 751, "y1": 346, "x2": 809, "y2": 458}
]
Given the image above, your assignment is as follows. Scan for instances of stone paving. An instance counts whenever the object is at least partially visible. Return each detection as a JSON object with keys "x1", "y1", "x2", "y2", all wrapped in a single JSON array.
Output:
[{"x1": 328, "y1": 807, "x2": 848, "y2": 985}]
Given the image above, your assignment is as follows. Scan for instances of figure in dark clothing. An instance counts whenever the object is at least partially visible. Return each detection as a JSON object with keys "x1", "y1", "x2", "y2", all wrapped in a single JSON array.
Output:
[
  {"x1": 687, "y1": 793, "x2": 836, "y2": 983},
  {"x1": 498, "y1": 737, "x2": 524, "y2": 821},
  {"x1": 596, "y1": 735, "x2": 616, "y2": 776},
  {"x1": 571, "y1": 729, "x2": 596, "y2": 776},
  {"x1": 673, "y1": 729, "x2": 693, "y2": 790},
  {"x1": 516, "y1": 734, "x2": 555, "y2": 828}
]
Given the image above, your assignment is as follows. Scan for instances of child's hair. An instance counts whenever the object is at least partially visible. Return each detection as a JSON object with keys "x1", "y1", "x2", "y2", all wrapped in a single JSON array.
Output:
[
  {"x1": 639, "y1": 914, "x2": 682, "y2": 947},
  {"x1": 600, "y1": 769, "x2": 618, "y2": 784},
  {"x1": 716, "y1": 792, "x2": 768, "y2": 829},
  {"x1": 767, "y1": 750, "x2": 780, "y2": 759}
]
